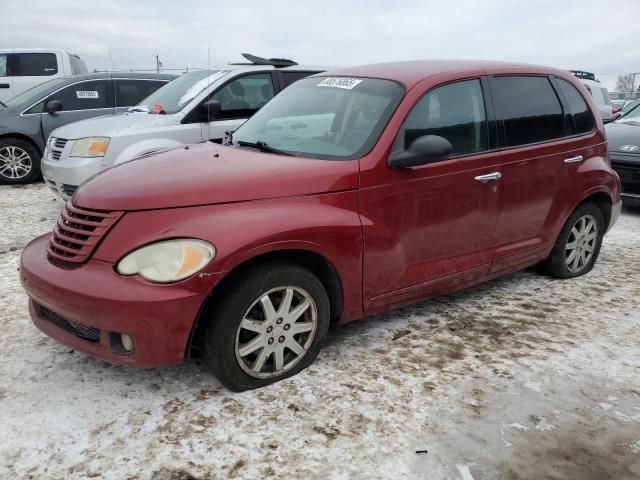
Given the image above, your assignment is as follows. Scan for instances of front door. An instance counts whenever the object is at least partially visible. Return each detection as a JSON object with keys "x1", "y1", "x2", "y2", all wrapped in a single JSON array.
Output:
[
  {"x1": 40, "y1": 79, "x2": 114, "y2": 139},
  {"x1": 360, "y1": 78, "x2": 501, "y2": 311}
]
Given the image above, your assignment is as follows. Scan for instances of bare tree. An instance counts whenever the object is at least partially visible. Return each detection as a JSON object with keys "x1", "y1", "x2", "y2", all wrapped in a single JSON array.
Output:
[{"x1": 616, "y1": 74, "x2": 635, "y2": 92}]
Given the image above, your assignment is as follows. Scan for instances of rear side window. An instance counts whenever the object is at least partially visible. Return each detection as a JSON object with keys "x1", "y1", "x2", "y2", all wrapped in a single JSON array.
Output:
[
  {"x1": 15, "y1": 53, "x2": 58, "y2": 76},
  {"x1": 555, "y1": 78, "x2": 595, "y2": 135},
  {"x1": 115, "y1": 80, "x2": 167, "y2": 107},
  {"x1": 492, "y1": 76, "x2": 564, "y2": 147},
  {"x1": 46, "y1": 80, "x2": 109, "y2": 111},
  {"x1": 396, "y1": 78, "x2": 488, "y2": 157},
  {"x1": 0, "y1": 55, "x2": 7, "y2": 77}
]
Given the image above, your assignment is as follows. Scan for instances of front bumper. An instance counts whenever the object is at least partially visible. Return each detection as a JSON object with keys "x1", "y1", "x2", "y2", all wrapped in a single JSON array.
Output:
[
  {"x1": 20, "y1": 234, "x2": 222, "y2": 367},
  {"x1": 41, "y1": 153, "x2": 104, "y2": 199},
  {"x1": 610, "y1": 154, "x2": 640, "y2": 206}
]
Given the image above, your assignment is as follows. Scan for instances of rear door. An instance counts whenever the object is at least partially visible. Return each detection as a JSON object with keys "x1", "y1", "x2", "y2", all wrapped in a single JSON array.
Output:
[
  {"x1": 40, "y1": 79, "x2": 114, "y2": 139},
  {"x1": 11, "y1": 52, "x2": 60, "y2": 98},
  {"x1": 0, "y1": 53, "x2": 13, "y2": 102},
  {"x1": 487, "y1": 75, "x2": 576, "y2": 274},
  {"x1": 113, "y1": 79, "x2": 169, "y2": 113}
]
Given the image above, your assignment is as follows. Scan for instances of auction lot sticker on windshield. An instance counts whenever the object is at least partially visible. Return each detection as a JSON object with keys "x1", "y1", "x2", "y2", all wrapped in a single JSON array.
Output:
[
  {"x1": 317, "y1": 77, "x2": 363, "y2": 90},
  {"x1": 76, "y1": 91, "x2": 99, "y2": 99}
]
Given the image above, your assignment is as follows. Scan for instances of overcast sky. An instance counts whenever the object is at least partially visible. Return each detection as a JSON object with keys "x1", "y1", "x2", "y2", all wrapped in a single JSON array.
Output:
[{"x1": 2, "y1": 0, "x2": 638, "y2": 89}]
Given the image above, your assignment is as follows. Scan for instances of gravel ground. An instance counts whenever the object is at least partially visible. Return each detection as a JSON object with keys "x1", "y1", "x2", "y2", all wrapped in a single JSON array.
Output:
[{"x1": 1, "y1": 183, "x2": 639, "y2": 480}]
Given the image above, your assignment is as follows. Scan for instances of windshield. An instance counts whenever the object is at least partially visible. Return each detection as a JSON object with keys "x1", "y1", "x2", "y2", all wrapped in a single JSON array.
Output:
[
  {"x1": 616, "y1": 100, "x2": 640, "y2": 124},
  {"x1": 137, "y1": 70, "x2": 226, "y2": 114},
  {"x1": 2, "y1": 77, "x2": 69, "y2": 109},
  {"x1": 232, "y1": 76, "x2": 405, "y2": 160}
]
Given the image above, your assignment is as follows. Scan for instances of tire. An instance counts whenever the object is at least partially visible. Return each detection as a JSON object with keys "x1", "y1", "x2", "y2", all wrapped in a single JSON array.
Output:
[
  {"x1": 0, "y1": 138, "x2": 41, "y2": 184},
  {"x1": 540, "y1": 202, "x2": 605, "y2": 279},
  {"x1": 202, "y1": 262, "x2": 330, "y2": 391}
]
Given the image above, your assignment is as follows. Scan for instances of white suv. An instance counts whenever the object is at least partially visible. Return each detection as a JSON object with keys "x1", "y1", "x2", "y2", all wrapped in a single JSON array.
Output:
[
  {"x1": 570, "y1": 70, "x2": 615, "y2": 123},
  {"x1": 42, "y1": 56, "x2": 323, "y2": 198},
  {"x1": 0, "y1": 49, "x2": 88, "y2": 102}
]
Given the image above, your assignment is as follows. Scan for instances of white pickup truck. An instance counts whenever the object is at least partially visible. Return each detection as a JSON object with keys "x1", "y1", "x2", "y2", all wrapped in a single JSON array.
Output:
[{"x1": 0, "y1": 48, "x2": 88, "y2": 102}]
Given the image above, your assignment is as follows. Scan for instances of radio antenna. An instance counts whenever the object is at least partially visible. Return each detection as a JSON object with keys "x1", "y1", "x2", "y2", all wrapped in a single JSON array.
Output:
[{"x1": 108, "y1": 47, "x2": 115, "y2": 71}]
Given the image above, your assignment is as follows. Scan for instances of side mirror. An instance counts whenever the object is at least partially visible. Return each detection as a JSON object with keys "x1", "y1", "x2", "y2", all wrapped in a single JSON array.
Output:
[
  {"x1": 388, "y1": 135, "x2": 453, "y2": 169},
  {"x1": 200, "y1": 100, "x2": 222, "y2": 121},
  {"x1": 46, "y1": 100, "x2": 62, "y2": 114}
]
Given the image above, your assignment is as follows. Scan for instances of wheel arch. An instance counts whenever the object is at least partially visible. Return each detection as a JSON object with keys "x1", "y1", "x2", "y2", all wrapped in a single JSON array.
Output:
[
  {"x1": 0, "y1": 133, "x2": 43, "y2": 155},
  {"x1": 186, "y1": 248, "x2": 345, "y2": 359}
]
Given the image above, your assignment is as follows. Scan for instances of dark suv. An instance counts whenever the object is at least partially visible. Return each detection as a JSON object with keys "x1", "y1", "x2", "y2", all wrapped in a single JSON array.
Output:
[{"x1": 0, "y1": 72, "x2": 175, "y2": 184}]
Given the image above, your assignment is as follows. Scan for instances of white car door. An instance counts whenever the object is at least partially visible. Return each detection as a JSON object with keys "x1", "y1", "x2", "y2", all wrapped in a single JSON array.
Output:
[
  {"x1": 0, "y1": 54, "x2": 14, "y2": 102},
  {"x1": 201, "y1": 72, "x2": 277, "y2": 143}
]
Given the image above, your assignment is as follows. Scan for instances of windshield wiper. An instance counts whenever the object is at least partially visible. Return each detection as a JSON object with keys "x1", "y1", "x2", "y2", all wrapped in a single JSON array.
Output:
[
  {"x1": 236, "y1": 140, "x2": 293, "y2": 156},
  {"x1": 126, "y1": 106, "x2": 149, "y2": 113}
]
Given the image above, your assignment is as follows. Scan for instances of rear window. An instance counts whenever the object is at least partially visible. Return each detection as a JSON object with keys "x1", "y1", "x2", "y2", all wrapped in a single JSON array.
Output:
[
  {"x1": 555, "y1": 78, "x2": 595, "y2": 135},
  {"x1": 15, "y1": 53, "x2": 58, "y2": 76},
  {"x1": 492, "y1": 76, "x2": 564, "y2": 147},
  {"x1": 115, "y1": 79, "x2": 167, "y2": 107}
]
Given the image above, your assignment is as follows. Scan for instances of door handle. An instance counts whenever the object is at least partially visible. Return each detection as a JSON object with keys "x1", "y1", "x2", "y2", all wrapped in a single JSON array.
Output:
[
  {"x1": 564, "y1": 155, "x2": 583, "y2": 164},
  {"x1": 474, "y1": 172, "x2": 502, "y2": 182},
  {"x1": 0, "y1": 84, "x2": 9, "y2": 89}
]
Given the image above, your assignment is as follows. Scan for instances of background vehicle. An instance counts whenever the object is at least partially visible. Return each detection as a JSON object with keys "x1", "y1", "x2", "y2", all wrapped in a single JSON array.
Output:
[
  {"x1": 41, "y1": 54, "x2": 323, "y2": 198},
  {"x1": 605, "y1": 107, "x2": 640, "y2": 206},
  {"x1": 570, "y1": 70, "x2": 616, "y2": 123},
  {"x1": 21, "y1": 60, "x2": 621, "y2": 391},
  {"x1": 0, "y1": 48, "x2": 88, "y2": 103},
  {"x1": 0, "y1": 72, "x2": 175, "y2": 184}
]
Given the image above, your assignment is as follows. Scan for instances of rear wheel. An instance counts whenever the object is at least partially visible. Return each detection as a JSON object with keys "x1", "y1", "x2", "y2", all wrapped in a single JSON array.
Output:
[
  {"x1": 0, "y1": 138, "x2": 41, "y2": 184},
  {"x1": 540, "y1": 203, "x2": 605, "y2": 278},
  {"x1": 202, "y1": 263, "x2": 330, "y2": 391}
]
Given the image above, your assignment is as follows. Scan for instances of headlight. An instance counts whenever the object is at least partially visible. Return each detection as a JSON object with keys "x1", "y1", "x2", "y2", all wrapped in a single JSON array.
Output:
[
  {"x1": 116, "y1": 239, "x2": 215, "y2": 283},
  {"x1": 70, "y1": 137, "x2": 110, "y2": 157}
]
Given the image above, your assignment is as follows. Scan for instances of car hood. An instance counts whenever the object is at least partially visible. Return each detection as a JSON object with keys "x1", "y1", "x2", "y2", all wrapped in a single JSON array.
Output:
[
  {"x1": 606, "y1": 121, "x2": 640, "y2": 157},
  {"x1": 51, "y1": 111, "x2": 181, "y2": 139},
  {"x1": 73, "y1": 143, "x2": 359, "y2": 211}
]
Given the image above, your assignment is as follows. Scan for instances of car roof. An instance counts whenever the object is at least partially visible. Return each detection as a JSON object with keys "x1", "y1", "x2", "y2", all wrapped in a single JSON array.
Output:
[
  {"x1": 320, "y1": 59, "x2": 571, "y2": 89},
  {"x1": 67, "y1": 72, "x2": 178, "y2": 81}
]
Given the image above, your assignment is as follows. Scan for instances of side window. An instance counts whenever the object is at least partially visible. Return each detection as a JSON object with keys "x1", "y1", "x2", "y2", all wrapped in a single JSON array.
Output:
[
  {"x1": 280, "y1": 71, "x2": 314, "y2": 89},
  {"x1": 0, "y1": 55, "x2": 7, "y2": 77},
  {"x1": 46, "y1": 80, "x2": 109, "y2": 111},
  {"x1": 115, "y1": 80, "x2": 166, "y2": 107},
  {"x1": 15, "y1": 53, "x2": 58, "y2": 76},
  {"x1": 210, "y1": 73, "x2": 274, "y2": 118},
  {"x1": 395, "y1": 78, "x2": 488, "y2": 157},
  {"x1": 555, "y1": 78, "x2": 595, "y2": 135},
  {"x1": 492, "y1": 76, "x2": 564, "y2": 147}
]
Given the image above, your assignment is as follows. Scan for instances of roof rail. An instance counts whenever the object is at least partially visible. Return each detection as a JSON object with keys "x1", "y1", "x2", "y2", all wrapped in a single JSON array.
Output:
[
  {"x1": 570, "y1": 70, "x2": 596, "y2": 81},
  {"x1": 230, "y1": 53, "x2": 298, "y2": 68}
]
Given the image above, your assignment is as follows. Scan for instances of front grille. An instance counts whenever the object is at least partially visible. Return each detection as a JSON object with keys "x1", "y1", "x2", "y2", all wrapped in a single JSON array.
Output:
[
  {"x1": 47, "y1": 201, "x2": 123, "y2": 264},
  {"x1": 48, "y1": 137, "x2": 68, "y2": 161},
  {"x1": 40, "y1": 305, "x2": 100, "y2": 342},
  {"x1": 61, "y1": 184, "x2": 78, "y2": 197},
  {"x1": 611, "y1": 158, "x2": 640, "y2": 195}
]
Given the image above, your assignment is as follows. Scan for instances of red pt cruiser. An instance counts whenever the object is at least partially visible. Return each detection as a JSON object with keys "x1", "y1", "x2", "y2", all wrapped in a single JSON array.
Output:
[{"x1": 21, "y1": 61, "x2": 621, "y2": 390}]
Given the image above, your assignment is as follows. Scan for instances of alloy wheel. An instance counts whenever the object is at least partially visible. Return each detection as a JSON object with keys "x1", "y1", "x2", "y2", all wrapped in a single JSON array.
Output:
[
  {"x1": 565, "y1": 214, "x2": 598, "y2": 273},
  {"x1": 0, "y1": 146, "x2": 32, "y2": 179},
  {"x1": 235, "y1": 286, "x2": 318, "y2": 379}
]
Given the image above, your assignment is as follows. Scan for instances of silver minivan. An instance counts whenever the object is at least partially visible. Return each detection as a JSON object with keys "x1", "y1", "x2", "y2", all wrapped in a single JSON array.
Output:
[{"x1": 42, "y1": 57, "x2": 323, "y2": 198}]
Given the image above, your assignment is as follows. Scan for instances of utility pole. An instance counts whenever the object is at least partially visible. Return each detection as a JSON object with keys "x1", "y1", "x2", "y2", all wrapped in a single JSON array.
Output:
[{"x1": 155, "y1": 54, "x2": 162, "y2": 74}]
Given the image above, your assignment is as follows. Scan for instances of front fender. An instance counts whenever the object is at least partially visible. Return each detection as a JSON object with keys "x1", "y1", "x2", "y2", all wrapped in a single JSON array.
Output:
[
  {"x1": 93, "y1": 191, "x2": 364, "y2": 321},
  {"x1": 111, "y1": 138, "x2": 187, "y2": 166}
]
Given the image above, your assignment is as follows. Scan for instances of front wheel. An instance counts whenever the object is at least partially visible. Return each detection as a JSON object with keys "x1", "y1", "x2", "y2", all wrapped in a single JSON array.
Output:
[
  {"x1": 0, "y1": 138, "x2": 41, "y2": 184},
  {"x1": 540, "y1": 203, "x2": 605, "y2": 278},
  {"x1": 202, "y1": 263, "x2": 330, "y2": 391}
]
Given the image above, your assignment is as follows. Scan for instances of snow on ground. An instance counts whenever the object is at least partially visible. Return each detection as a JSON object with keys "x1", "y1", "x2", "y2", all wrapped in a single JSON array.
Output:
[{"x1": 1, "y1": 183, "x2": 639, "y2": 480}]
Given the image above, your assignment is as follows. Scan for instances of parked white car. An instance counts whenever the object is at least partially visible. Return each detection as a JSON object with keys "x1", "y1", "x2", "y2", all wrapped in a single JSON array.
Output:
[
  {"x1": 0, "y1": 49, "x2": 88, "y2": 103},
  {"x1": 42, "y1": 56, "x2": 323, "y2": 198}
]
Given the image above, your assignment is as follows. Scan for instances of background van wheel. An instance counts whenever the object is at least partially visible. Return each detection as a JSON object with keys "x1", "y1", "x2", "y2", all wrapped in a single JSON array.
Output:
[
  {"x1": 202, "y1": 263, "x2": 330, "y2": 391},
  {"x1": 540, "y1": 203, "x2": 605, "y2": 279},
  {"x1": 0, "y1": 138, "x2": 41, "y2": 184}
]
